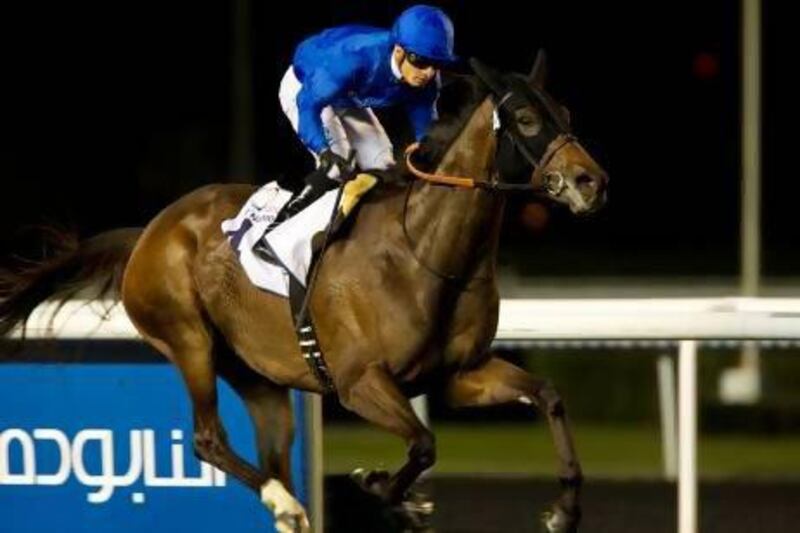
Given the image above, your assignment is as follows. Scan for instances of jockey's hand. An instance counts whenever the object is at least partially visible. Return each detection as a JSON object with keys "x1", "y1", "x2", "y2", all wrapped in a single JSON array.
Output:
[
  {"x1": 318, "y1": 149, "x2": 355, "y2": 180},
  {"x1": 304, "y1": 168, "x2": 340, "y2": 190}
]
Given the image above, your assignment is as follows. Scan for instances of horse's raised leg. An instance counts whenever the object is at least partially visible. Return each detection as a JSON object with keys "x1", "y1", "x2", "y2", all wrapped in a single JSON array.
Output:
[
  {"x1": 217, "y1": 351, "x2": 295, "y2": 490},
  {"x1": 338, "y1": 362, "x2": 435, "y2": 505},
  {"x1": 446, "y1": 356, "x2": 583, "y2": 533}
]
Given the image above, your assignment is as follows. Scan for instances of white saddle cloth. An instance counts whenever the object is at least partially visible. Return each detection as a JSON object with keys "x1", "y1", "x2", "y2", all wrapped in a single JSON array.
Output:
[{"x1": 221, "y1": 182, "x2": 340, "y2": 297}]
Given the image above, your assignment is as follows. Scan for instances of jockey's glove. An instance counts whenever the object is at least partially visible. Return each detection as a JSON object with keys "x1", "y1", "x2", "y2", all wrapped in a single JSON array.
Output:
[
  {"x1": 318, "y1": 149, "x2": 355, "y2": 181},
  {"x1": 304, "y1": 167, "x2": 340, "y2": 190}
]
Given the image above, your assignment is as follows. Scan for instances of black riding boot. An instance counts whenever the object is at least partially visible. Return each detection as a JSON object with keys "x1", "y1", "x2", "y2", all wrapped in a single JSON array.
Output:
[
  {"x1": 253, "y1": 169, "x2": 339, "y2": 261},
  {"x1": 274, "y1": 169, "x2": 340, "y2": 228}
]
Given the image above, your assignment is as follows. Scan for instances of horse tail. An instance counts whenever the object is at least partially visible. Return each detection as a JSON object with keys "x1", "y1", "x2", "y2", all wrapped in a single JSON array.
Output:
[{"x1": 0, "y1": 227, "x2": 143, "y2": 339}]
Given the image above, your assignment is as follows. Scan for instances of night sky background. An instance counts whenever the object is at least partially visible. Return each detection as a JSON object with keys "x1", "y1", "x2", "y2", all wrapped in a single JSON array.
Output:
[{"x1": 1, "y1": 1, "x2": 795, "y2": 280}]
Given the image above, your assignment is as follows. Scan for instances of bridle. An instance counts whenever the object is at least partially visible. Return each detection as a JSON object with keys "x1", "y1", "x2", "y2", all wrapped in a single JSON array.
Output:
[
  {"x1": 404, "y1": 132, "x2": 576, "y2": 196},
  {"x1": 404, "y1": 63, "x2": 580, "y2": 197},
  {"x1": 401, "y1": 62, "x2": 581, "y2": 282}
]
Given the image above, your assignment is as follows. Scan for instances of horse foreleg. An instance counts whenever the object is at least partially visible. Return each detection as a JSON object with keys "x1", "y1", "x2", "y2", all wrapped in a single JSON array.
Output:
[
  {"x1": 446, "y1": 356, "x2": 583, "y2": 533},
  {"x1": 338, "y1": 362, "x2": 435, "y2": 505}
]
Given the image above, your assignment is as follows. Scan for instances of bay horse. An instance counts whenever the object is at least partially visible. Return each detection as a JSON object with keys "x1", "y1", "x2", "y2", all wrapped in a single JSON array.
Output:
[{"x1": 1, "y1": 53, "x2": 607, "y2": 532}]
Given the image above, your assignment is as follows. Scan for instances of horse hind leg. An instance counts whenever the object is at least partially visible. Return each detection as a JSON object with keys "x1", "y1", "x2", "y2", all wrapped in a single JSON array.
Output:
[
  {"x1": 216, "y1": 347, "x2": 295, "y2": 491},
  {"x1": 147, "y1": 321, "x2": 308, "y2": 532},
  {"x1": 123, "y1": 290, "x2": 308, "y2": 532},
  {"x1": 188, "y1": 343, "x2": 307, "y2": 533}
]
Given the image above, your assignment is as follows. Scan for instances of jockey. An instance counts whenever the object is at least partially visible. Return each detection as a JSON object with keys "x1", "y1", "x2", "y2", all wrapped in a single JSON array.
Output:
[{"x1": 270, "y1": 4, "x2": 458, "y2": 224}]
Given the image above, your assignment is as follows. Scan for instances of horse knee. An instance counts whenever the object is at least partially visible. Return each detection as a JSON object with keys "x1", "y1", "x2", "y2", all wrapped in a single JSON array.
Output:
[
  {"x1": 536, "y1": 381, "x2": 566, "y2": 419},
  {"x1": 409, "y1": 431, "x2": 436, "y2": 470}
]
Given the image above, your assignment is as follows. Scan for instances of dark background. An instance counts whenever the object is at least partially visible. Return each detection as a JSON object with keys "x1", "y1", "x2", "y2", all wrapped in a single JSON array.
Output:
[{"x1": 0, "y1": 1, "x2": 795, "y2": 278}]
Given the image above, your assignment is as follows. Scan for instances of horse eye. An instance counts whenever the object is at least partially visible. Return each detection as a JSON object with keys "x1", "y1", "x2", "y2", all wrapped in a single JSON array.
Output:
[{"x1": 514, "y1": 108, "x2": 542, "y2": 136}]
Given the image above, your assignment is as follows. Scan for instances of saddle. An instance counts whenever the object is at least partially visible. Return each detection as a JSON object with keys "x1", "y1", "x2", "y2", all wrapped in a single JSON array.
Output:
[{"x1": 221, "y1": 169, "x2": 389, "y2": 391}]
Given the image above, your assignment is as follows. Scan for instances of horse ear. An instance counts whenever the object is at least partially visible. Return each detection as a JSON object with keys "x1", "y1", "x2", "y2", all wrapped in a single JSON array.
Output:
[
  {"x1": 527, "y1": 50, "x2": 548, "y2": 87},
  {"x1": 560, "y1": 104, "x2": 571, "y2": 126},
  {"x1": 469, "y1": 57, "x2": 506, "y2": 96}
]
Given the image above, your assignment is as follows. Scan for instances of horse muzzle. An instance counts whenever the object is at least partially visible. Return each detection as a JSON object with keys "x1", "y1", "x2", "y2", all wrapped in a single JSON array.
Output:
[{"x1": 564, "y1": 170, "x2": 608, "y2": 215}]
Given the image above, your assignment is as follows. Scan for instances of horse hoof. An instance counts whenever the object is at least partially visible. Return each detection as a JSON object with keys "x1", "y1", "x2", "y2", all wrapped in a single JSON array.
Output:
[
  {"x1": 261, "y1": 479, "x2": 310, "y2": 533},
  {"x1": 401, "y1": 490, "x2": 435, "y2": 515},
  {"x1": 350, "y1": 467, "x2": 392, "y2": 498},
  {"x1": 541, "y1": 505, "x2": 579, "y2": 533},
  {"x1": 350, "y1": 468, "x2": 435, "y2": 531},
  {"x1": 394, "y1": 490, "x2": 435, "y2": 531},
  {"x1": 275, "y1": 512, "x2": 311, "y2": 533}
]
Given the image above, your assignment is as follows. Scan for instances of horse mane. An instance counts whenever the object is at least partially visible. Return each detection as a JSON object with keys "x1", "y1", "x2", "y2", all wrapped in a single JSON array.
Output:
[{"x1": 411, "y1": 74, "x2": 490, "y2": 171}]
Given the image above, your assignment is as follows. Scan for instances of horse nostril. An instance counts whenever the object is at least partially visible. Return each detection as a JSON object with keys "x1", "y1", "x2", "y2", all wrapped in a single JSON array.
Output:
[{"x1": 575, "y1": 174, "x2": 596, "y2": 191}]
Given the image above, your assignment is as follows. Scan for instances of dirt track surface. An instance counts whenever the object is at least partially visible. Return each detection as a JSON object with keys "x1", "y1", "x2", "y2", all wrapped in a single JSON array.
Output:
[{"x1": 326, "y1": 475, "x2": 800, "y2": 532}]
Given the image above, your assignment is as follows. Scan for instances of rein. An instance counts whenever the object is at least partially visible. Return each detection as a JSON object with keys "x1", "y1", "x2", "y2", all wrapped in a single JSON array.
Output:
[
  {"x1": 401, "y1": 182, "x2": 493, "y2": 285},
  {"x1": 404, "y1": 134, "x2": 577, "y2": 195}
]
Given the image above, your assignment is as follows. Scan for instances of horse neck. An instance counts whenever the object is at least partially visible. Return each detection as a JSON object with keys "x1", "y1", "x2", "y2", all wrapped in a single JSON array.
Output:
[{"x1": 406, "y1": 98, "x2": 505, "y2": 280}]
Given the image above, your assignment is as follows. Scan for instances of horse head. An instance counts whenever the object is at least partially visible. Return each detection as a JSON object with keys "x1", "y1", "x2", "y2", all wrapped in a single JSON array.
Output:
[{"x1": 471, "y1": 52, "x2": 608, "y2": 214}]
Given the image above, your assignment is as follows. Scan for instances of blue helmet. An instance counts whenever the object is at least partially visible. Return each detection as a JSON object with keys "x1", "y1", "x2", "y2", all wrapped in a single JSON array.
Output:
[{"x1": 391, "y1": 5, "x2": 457, "y2": 64}]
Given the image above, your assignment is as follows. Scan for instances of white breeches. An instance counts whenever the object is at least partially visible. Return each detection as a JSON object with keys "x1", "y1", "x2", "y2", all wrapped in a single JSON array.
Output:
[{"x1": 278, "y1": 66, "x2": 396, "y2": 175}]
